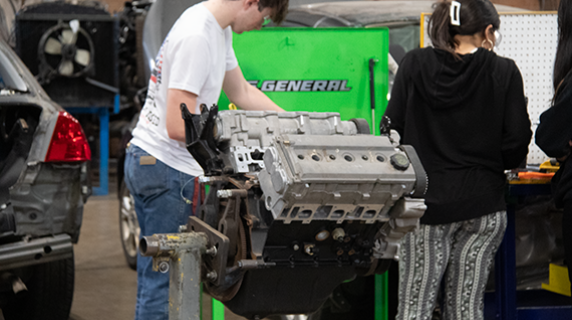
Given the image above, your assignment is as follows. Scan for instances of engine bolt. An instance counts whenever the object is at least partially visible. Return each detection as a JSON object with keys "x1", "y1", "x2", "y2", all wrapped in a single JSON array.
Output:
[
  {"x1": 315, "y1": 230, "x2": 330, "y2": 242},
  {"x1": 332, "y1": 228, "x2": 345, "y2": 242},
  {"x1": 206, "y1": 271, "x2": 218, "y2": 281},
  {"x1": 205, "y1": 246, "x2": 217, "y2": 257},
  {"x1": 293, "y1": 244, "x2": 300, "y2": 251},
  {"x1": 158, "y1": 261, "x2": 169, "y2": 273},
  {"x1": 304, "y1": 244, "x2": 315, "y2": 256},
  {"x1": 337, "y1": 249, "x2": 344, "y2": 256}
]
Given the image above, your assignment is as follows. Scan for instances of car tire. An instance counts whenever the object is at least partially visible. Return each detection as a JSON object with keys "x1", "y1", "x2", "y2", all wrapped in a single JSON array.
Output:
[
  {"x1": 119, "y1": 180, "x2": 139, "y2": 270},
  {"x1": 2, "y1": 254, "x2": 74, "y2": 320}
]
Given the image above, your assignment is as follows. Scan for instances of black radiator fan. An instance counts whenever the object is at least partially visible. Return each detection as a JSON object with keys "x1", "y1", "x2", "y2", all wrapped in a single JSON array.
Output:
[
  {"x1": 37, "y1": 19, "x2": 95, "y2": 83},
  {"x1": 15, "y1": 2, "x2": 119, "y2": 108}
]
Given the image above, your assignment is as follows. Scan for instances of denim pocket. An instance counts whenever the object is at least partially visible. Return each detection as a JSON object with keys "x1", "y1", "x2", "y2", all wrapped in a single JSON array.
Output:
[{"x1": 125, "y1": 145, "x2": 168, "y2": 198}]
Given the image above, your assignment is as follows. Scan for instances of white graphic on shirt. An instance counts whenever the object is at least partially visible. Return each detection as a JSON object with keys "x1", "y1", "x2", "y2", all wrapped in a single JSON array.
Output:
[{"x1": 141, "y1": 40, "x2": 167, "y2": 127}]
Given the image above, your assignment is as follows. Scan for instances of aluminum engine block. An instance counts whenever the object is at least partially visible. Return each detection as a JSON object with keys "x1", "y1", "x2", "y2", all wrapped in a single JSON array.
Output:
[
  {"x1": 175, "y1": 107, "x2": 429, "y2": 316},
  {"x1": 212, "y1": 110, "x2": 426, "y2": 260}
]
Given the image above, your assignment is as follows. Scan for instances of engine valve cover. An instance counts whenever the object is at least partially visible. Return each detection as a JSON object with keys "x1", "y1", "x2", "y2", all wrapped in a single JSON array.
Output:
[{"x1": 260, "y1": 133, "x2": 417, "y2": 224}]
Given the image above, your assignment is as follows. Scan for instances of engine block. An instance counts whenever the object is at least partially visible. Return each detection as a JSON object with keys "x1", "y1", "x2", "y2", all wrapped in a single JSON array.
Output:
[
  {"x1": 213, "y1": 110, "x2": 424, "y2": 227},
  {"x1": 181, "y1": 106, "x2": 426, "y2": 318}
]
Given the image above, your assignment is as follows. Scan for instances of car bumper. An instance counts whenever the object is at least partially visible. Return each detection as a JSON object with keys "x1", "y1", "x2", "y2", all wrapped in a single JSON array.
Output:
[{"x1": 0, "y1": 234, "x2": 73, "y2": 271}]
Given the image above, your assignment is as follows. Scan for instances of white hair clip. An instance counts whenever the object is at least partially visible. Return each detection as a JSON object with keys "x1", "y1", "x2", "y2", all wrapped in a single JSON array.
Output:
[{"x1": 450, "y1": 1, "x2": 461, "y2": 26}]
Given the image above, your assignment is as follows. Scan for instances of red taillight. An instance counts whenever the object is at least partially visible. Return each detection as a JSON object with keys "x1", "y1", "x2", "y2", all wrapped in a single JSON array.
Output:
[{"x1": 45, "y1": 111, "x2": 92, "y2": 162}]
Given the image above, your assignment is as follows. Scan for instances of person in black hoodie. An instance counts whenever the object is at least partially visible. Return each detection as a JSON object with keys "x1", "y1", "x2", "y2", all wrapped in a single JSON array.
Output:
[
  {"x1": 384, "y1": 0, "x2": 531, "y2": 319},
  {"x1": 535, "y1": 0, "x2": 572, "y2": 295}
]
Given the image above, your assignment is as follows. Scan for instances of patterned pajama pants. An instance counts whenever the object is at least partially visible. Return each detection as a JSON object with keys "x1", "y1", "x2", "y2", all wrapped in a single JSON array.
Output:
[{"x1": 397, "y1": 211, "x2": 507, "y2": 320}]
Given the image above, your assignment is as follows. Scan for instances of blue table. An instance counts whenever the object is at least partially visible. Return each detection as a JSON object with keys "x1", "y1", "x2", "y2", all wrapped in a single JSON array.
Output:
[{"x1": 491, "y1": 183, "x2": 572, "y2": 319}]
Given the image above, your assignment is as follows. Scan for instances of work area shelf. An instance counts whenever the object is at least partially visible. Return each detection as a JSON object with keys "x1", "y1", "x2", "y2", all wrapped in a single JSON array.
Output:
[{"x1": 488, "y1": 183, "x2": 572, "y2": 319}]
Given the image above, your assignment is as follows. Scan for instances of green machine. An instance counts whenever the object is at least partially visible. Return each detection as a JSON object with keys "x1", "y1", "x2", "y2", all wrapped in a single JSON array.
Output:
[
  {"x1": 218, "y1": 27, "x2": 389, "y2": 136},
  {"x1": 209, "y1": 27, "x2": 392, "y2": 320}
]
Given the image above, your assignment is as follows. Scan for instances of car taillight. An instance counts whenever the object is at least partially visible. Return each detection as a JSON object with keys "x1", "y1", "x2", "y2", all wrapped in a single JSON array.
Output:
[{"x1": 45, "y1": 111, "x2": 92, "y2": 162}]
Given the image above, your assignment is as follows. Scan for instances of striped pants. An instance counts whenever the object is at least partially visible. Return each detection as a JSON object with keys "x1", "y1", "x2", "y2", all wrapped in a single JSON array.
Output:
[{"x1": 397, "y1": 211, "x2": 507, "y2": 320}]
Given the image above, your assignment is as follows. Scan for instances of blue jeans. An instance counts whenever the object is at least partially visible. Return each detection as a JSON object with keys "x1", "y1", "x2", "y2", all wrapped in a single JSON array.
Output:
[{"x1": 124, "y1": 144, "x2": 196, "y2": 320}]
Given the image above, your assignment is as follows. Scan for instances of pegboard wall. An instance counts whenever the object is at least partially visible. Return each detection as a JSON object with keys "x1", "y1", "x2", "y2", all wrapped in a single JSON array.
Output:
[{"x1": 421, "y1": 12, "x2": 558, "y2": 164}]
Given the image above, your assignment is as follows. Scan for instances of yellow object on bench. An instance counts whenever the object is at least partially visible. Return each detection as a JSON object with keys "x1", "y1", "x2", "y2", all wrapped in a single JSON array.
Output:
[
  {"x1": 542, "y1": 263, "x2": 571, "y2": 297},
  {"x1": 539, "y1": 159, "x2": 561, "y2": 173}
]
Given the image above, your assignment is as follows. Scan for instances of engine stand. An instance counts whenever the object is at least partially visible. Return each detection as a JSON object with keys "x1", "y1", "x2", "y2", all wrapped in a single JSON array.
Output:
[{"x1": 140, "y1": 231, "x2": 209, "y2": 320}]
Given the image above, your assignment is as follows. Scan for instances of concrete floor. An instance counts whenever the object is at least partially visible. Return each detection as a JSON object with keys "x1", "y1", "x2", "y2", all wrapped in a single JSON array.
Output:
[
  {"x1": 70, "y1": 193, "x2": 248, "y2": 320},
  {"x1": 70, "y1": 194, "x2": 137, "y2": 320}
]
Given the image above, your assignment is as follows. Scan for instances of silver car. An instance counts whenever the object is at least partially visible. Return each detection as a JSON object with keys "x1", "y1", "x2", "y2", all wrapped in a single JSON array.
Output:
[{"x1": 0, "y1": 39, "x2": 91, "y2": 320}]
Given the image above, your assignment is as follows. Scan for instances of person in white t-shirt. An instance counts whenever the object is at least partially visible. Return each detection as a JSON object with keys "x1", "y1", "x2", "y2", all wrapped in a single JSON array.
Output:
[{"x1": 124, "y1": 1, "x2": 288, "y2": 319}]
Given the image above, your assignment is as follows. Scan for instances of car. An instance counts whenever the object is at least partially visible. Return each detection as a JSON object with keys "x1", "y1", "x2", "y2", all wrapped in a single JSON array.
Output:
[{"x1": 0, "y1": 38, "x2": 91, "y2": 319}]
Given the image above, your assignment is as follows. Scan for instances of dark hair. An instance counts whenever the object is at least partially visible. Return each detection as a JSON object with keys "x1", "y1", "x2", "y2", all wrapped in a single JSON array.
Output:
[
  {"x1": 429, "y1": 0, "x2": 500, "y2": 58},
  {"x1": 553, "y1": 0, "x2": 572, "y2": 91},
  {"x1": 258, "y1": 0, "x2": 289, "y2": 24}
]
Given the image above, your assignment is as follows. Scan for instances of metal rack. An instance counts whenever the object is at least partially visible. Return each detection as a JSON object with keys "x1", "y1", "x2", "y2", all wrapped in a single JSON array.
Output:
[{"x1": 67, "y1": 95, "x2": 119, "y2": 196}]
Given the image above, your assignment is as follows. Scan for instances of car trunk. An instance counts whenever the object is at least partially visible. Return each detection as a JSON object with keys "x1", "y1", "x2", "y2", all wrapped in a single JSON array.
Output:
[{"x1": 0, "y1": 103, "x2": 41, "y2": 237}]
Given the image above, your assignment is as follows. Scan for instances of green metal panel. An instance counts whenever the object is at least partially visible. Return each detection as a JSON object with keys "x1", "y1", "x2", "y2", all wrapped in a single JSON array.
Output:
[
  {"x1": 212, "y1": 299, "x2": 225, "y2": 320},
  {"x1": 218, "y1": 27, "x2": 389, "y2": 135},
  {"x1": 210, "y1": 28, "x2": 390, "y2": 319},
  {"x1": 375, "y1": 273, "x2": 389, "y2": 320}
]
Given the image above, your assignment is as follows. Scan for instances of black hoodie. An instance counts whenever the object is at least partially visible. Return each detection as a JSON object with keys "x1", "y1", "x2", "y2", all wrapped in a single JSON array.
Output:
[
  {"x1": 385, "y1": 47, "x2": 531, "y2": 225},
  {"x1": 536, "y1": 71, "x2": 572, "y2": 207}
]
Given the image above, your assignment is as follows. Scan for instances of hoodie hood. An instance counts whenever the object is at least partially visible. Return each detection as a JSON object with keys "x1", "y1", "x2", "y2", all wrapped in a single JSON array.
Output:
[{"x1": 412, "y1": 48, "x2": 497, "y2": 109}]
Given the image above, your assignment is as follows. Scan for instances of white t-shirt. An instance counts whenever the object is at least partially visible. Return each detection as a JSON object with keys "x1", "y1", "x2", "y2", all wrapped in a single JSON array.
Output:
[{"x1": 131, "y1": 2, "x2": 238, "y2": 176}]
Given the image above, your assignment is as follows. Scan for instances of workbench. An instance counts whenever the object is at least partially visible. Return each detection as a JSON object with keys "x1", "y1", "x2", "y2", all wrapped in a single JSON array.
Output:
[{"x1": 488, "y1": 183, "x2": 572, "y2": 319}]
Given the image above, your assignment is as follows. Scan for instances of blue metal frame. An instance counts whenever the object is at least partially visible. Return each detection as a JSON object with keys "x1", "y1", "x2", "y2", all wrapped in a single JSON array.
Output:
[
  {"x1": 490, "y1": 184, "x2": 572, "y2": 319},
  {"x1": 66, "y1": 94, "x2": 119, "y2": 196}
]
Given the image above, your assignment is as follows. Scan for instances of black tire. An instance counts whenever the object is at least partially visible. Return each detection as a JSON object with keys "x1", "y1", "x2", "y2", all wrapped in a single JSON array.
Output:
[
  {"x1": 3, "y1": 254, "x2": 74, "y2": 320},
  {"x1": 119, "y1": 180, "x2": 139, "y2": 270}
]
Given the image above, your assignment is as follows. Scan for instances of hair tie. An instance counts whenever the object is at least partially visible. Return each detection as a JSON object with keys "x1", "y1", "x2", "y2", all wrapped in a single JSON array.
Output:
[{"x1": 450, "y1": 1, "x2": 461, "y2": 26}]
